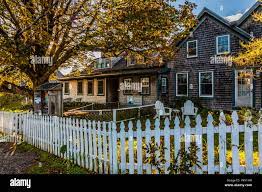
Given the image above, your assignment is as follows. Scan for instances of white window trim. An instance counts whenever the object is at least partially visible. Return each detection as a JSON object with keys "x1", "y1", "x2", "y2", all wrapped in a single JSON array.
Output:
[
  {"x1": 127, "y1": 56, "x2": 136, "y2": 66},
  {"x1": 176, "y1": 73, "x2": 188, "y2": 96},
  {"x1": 216, "y1": 35, "x2": 230, "y2": 55},
  {"x1": 199, "y1": 71, "x2": 214, "y2": 98},
  {"x1": 187, "y1": 40, "x2": 198, "y2": 58}
]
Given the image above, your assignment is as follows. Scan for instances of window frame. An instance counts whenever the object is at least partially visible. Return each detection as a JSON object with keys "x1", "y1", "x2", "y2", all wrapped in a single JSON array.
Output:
[
  {"x1": 64, "y1": 82, "x2": 70, "y2": 95},
  {"x1": 216, "y1": 35, "x2": 230, "y2": 55},
  {"x1": 87, "y1": 80, "x2": 94, "y2": 96},
  {"x1": 176, "y1": 73, "x2": 188, "y2": 97},
  {"x1": 140, "y1": 77, "x2": 150, "y2": 95},
  {"x1": 187, "y1": 40, "x2": 198, "y2": 58},
  {"x1": 123, "y1": 78, "x2": 133, "y2": 95},
  {"x1": 77, "y1": 81, "x2": 83, "y2": 95},
  {"x1": 97, "y1": 79, "x2": 105, "y2": 96},
  {"x1": 161, "y1": 77, "x2": 167, "y2": 94},
  {"x1": 199, "y1": 71, "x2": 214, "y2": 98}
]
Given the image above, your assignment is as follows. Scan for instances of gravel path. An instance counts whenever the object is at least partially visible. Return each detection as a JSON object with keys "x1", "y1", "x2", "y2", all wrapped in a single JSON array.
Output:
[{"x1": 0, "y1": 142, "x2": 38, "y2": 174}]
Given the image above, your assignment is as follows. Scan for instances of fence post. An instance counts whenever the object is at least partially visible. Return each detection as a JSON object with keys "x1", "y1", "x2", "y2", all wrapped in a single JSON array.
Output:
[{"x1": 232, "y1": 111, "x2": 240, "y2": 174}]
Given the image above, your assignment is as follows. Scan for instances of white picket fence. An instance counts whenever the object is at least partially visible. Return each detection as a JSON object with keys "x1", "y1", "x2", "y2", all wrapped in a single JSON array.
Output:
[{"x1": 0, "y1": 110, "x2": 262, "y2": 174}]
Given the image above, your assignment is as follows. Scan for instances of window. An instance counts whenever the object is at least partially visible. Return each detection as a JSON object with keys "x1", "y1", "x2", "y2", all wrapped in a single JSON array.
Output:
[
  {"x1": 64, "y1": 82, "x2": 70, "y2": 95},
  {"x1": 97, "y1": 79, "x2": 104, "y2": 95},
  {"x1": 123, "y1": 78, "x2": 132, "y2": 95},
  {"x1": 87, "y1": 80, "x2": 93, "y2": 95},
  {"x1": 216, "y1": 35, "x2": 230, "y2": 55},
  {"x1": 199, "y1": 71, "x2": 214, "y2": 97},
  {"x1": 187, "y1": 40, "x2": 198, "y2": 58},
  {"x1": 161, "y1": 77, "x2": 167, "y2": 94},
  {"x1": 176, "y1": 73, "x2": 188, "y2": 96},
  {"x1": 141, "y1": 77, "x2": 150, "y2": 95},
  {"x1": 77, "y1": 81, "x2": 83, "y2": 95}
]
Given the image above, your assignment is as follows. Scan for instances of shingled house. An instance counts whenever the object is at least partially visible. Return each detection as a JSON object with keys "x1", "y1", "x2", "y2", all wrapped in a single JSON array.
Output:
[
  {"x1": 58, "y1": 54, "x2": 169, "y2": 106},
  {"x1": 167, "y1": 1, "x2": 262, "y2": 110},
  {"x1": 59, "y1": 2, "x2": 261, "y2": 110}
]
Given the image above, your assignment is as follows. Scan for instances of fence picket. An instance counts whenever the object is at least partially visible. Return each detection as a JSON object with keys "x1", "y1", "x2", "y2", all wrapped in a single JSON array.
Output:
[
  {"x1": 219, "y1": 112, "x2": 227, "y2": 174},
  {"x1": 145, "y1": 119, "x2": 152, "y2": 174},
  {"x1": 92, "y1": 121, "x2": 97, "y2": 172},
  {"x1": 244, "y1": 114, "x2": 253, "y2": 174},
  {"x1": 207, "y1": 114, "x2": 214, "y2": 174},
  {"x1": 120, "y1": 121, "x2": 126, "y2": 174},
  {"x1": 88, "y1": 120, "x2": 93, "y2": 171},
  {"x1": 196, "y1": 115, "x2": 203, "y2": 174},
  {"x1": 128, "y1": 121, "x2": 134, "y2": 174},
  {"x1": 232, "y1": 111, "x2": 240, "y2": 174},
  {"x1": 164, "y1": 118, "x2": 170, "y2": 174},
  {"x1": 97, "y1": 121, "x2": 103, "y2": 173},
  {"x1": 174, "y1": 116, "x2": 181, "y2": 168},
  {"x1": 112, "y1": 121, "x2": 118, "y2": 174},
  {"x1": 102, "y1": 122, "x2": 108, "y2": 174},
  {"x1": 83, "y1": 119, "x2": 89, "y2": 169},
  {"x1": 136, "y1": 120, "x2": 143, "y2": 174}
]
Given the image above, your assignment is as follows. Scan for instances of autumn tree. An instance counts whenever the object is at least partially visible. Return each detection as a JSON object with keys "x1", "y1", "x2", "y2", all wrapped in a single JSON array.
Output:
[
  {"x1": 0, "y1": 0, "x2": 196, "y2": 97},
  {"x1": 234, "y1": 1, "x2": 262, "y2": 66}
]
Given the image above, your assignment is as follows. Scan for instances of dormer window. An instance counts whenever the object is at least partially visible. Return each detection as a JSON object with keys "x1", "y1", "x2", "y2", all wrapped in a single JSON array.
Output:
[
  {"x1": 216, "y1": 35, "x2": 230, "y2": 55},
  {"x1": 127, "y1": 54, "x2": 145, "y2": 66},
  {"x1": 187, "y1": 40, "x2": 198, "y2": 58}
]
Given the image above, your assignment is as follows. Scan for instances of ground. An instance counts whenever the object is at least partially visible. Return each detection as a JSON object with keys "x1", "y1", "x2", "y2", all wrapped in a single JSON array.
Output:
[{"x1": 0, "y1": 142, "x2": 93, "y2": 174}]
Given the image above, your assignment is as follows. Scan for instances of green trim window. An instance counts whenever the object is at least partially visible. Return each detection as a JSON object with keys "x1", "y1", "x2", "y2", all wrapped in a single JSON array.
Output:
[
  {"x1": 161, "y1": 77, "x2": 167, "y2": 94},
  {"x1": 64, "y1": 82, "x2": 70, "y2": 95},
  {"x1": 87, "y1": 80, "x2": 93, "y2": 95},
  {"x1": 141, "y1": 77, "x2": 150, "y2": 95},
  {"x1": 97, "y1": 79, "x2": 105, "y2": 96},
  {"x1": 77, "y1": 81, "x2": 83, "y2": 95}
]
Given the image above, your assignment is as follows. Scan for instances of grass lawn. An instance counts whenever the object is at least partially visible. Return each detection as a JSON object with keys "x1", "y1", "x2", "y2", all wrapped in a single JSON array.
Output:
[{"x1": 17, "y1": 142, "x2": 95, "y2": 174}]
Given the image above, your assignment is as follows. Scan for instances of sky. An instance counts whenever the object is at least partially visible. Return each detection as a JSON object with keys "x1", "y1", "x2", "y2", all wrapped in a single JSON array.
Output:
[{"x1": 173, "y1": 0, "x2": 258, "y2": 17}]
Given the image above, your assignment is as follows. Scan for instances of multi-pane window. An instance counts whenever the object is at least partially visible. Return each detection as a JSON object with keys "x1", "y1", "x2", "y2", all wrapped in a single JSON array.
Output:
[
  {"x1": 216, "y1": 35, "x2": 230, "y2": 54},
  {"x1": 199, "y1": 72, "x2": 214, "y2": 97},
  {"x1": 64, "y1": 82, "x2": 70, "y2": 95},
  {"x1": 77, "y1": 81, "x2": 83, "y2": 95},
  {"x1": 87, "y1": 80, "x2": 93, "y2": 95},
  {"x1": 161, "y1": 77, "x2": 167, "y2": 94},
  {"x1": 123, "y1": 78, "x2": 132, "y2": 95},
  {"x1": 176, "y1": 73, "x2": 188, "y2": 96},
  {"x1": 141, "y1": 77, "x2": 150, "y2": 95},
  {"x1": 97, "y1": 79, "x2": 104, "y2": 95},
  {"x1": 187, "y1": 40, "x2": 198, "y2": 58}
]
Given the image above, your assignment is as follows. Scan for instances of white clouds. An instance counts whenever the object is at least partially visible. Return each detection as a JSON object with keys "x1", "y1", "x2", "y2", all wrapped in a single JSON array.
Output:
[{"x1": 225, "y1": 13, "x2": 243, "y2": 22}]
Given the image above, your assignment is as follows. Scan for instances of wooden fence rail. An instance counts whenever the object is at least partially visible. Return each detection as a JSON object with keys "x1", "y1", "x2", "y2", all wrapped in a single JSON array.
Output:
[{"x1": 0, "y1": 111, "x2": 262, "y2": 174}]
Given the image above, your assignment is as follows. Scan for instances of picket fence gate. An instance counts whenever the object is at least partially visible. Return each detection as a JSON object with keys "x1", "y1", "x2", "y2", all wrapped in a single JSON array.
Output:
[{"x1": 0, "y1": 110, "x2": 262, "y2": 174}]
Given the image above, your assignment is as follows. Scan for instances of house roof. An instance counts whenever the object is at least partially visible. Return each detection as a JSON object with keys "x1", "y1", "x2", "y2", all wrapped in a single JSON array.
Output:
[
  {"x1": 237, "y1": 1, "x2": 261, "y2": 26},
  {"x1": 177, "y1": 5, "x2": 255, "y2": 47},
  {"x1": 36, "y1": 82, "x2": 62, "y2": 91}
]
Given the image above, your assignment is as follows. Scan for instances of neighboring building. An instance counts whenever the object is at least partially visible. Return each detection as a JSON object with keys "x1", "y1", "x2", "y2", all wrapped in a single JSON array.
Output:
[
  {"x1": 58, "y1": 54, "x2": 169, "y2": 106},
  {"x1": 168, "y1": 1, "x2": 262, "y2": 110}
]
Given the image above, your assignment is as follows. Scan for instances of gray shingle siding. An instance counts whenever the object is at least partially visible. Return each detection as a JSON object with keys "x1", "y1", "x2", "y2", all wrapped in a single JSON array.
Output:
[{"x1": 167, "y1": 6, "x2": 262, "y2": 110}]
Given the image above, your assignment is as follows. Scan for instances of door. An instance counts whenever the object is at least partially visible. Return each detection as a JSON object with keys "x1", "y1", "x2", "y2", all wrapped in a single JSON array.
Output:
[{"x1": 235, "y1": 70, "x2": 253, "y2": 107}]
